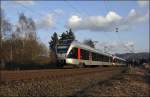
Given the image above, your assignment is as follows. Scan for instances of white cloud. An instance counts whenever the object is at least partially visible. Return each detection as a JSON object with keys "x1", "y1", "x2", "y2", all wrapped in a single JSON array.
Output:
[
  {"x1": 66, "y1": 11, "x2": 122, "y2": 32},
  {"x1": 106, "y1": 11, "x2": 122, "y2": 22},
  {"x1": 126, "y1": 9, "x2": 148, "y2": 23},
  {"x1": 67, "y1": 15, "x2": 82, "y2": 29},
  {"x1": 96, "y1": 41, "x2": 135, "y2": 54},
  {"x1": 35, "y1": 9, "x2": 64, "y2": 29},
  {"x1": 137, "y1": 0, "x2": 149, "y2": 7},
  {"x1": 125, "y1": 41, "x2": 134, "y2": 48},
  {"x1": 69, "y1": 15, "x2": 82, "y2": 23},
  {"x1": 36, "y1": 13, "x2": 55, "y2": 29},
  {"x1": 97, "y1": 41, "x2": 122, "y2": 54},
  {"x1": 13, "y1": 1, "x2": 34, "y2": 5},
  {"x1": 66, "y1": 9, "x2": 148, "y2": 32}
]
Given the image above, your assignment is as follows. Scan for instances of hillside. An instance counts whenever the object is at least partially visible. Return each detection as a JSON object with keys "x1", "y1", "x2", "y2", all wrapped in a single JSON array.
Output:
[{"x1": 115, "y1": 52, "x2": 150, "y2": 64}]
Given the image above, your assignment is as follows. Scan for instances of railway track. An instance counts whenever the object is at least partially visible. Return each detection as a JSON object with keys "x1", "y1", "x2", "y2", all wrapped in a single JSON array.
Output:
[{"x1": 0, "y1": 66, "x2": 126, "y2": 82}]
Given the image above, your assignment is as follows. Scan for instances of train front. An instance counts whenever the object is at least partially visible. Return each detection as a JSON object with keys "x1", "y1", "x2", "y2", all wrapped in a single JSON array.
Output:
[
  {"x1": 56, "y1": 45, "x2": 69, "y2": 65},
  {"x1": 56, "y1": 39, "x2": 73, "y2": 66}
]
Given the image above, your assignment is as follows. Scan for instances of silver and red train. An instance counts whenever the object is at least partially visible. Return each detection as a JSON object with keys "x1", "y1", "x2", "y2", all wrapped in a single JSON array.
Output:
[{"x1": 56, "y1": 40, "x2": 126, "y2": 67}]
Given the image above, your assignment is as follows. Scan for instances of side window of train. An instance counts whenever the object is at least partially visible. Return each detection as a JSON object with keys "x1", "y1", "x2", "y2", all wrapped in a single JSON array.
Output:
[
  {"x1": 81, "y1": 49, "x2": 89, "y2": 60},
  {"x1": 67, "y1": 47, "x2": 78, "y2": 59},
  {"x1": 103, "y1": 56, "x2": 109, "y2": 62},
  {"x1": 92, "y1": 52, "x2": 96, "y2": 61},
  {"x1": 109, "y1": 57, "x2": 112, "y2": 62}
]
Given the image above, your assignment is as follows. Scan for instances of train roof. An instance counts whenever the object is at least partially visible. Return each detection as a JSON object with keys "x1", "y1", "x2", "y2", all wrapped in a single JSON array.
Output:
[{"x1": 70, "y1": 41, "x2": 112, "y2": 57}]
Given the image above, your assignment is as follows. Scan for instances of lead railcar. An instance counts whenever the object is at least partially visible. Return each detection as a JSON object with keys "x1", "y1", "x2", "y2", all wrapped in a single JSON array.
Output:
[{"x1": 56, "y1": 40, "x2": 126, "y2": 67}]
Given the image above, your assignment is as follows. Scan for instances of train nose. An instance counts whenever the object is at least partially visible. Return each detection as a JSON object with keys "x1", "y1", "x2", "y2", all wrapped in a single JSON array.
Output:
[{"x1": 57, "y1": 53, "x2": 66, "y2": 59}]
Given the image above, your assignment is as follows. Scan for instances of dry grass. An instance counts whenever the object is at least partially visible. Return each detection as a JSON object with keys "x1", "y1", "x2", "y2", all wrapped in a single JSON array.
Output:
[
  {"x1": 75, "y1": 67, "x2": 150, "y2": 97},
  {"x1": 1, "y1": 67, "x2": 149, "y2": 97}
]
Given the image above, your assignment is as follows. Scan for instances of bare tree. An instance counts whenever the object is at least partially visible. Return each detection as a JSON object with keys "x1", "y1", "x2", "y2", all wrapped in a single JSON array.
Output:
[
  {"x1": 13, "y1": 13, "x2": 48, "y2": 65},
  {"x1": 1, "y1": 11, "x2": 49, "y2": 69},
  {"x1": 0, "y1": 8, "x2": 12, "y2": 69}
]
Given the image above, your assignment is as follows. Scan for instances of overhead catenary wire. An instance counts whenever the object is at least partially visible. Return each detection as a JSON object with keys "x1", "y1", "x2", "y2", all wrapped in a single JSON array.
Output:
[
  {"x1": 64, "y1": 0, "x2": 82, "y2": 15},
  {"x1": 18, "y1": 1, "x2": 135, "y2": 54},
  {"x1": 64, "y1": 0, "x2": 101, "y2": 44},
  {"x1": 64, "y1": 0, "x2": 94, "y2": 37},
  {"x1": 103, "y1": 0, "x2": 135, "y2": 54},
  {"x1": 64, "y1": 0, "x2": 113, "y2": 53},
  {"x1": 65, "y1": 0, "x2": 136, "y2": 54},
  {"x1": 115, "y1": 31, "x2": 135, "y2": 53},
  {"x1": 12, "y1": 1, "x2": 65, "y2": 46},
  {"x1": 15, "y1": 2, "x2": 63, "y2": 30},
  {"x1": 101, "y1": 0, "x2": 119, "y2": 53}
]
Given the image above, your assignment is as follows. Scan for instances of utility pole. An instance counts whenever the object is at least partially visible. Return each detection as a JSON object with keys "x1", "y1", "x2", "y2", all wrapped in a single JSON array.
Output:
[{"x1": 115, "y1": 27, "x2": 136, "y2": 67}]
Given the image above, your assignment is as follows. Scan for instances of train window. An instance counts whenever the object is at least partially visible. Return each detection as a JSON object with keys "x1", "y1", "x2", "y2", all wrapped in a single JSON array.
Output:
[
  {"x1": 117, "y1": 59, "x2": 120, "y2": 63},
  {"x1": 103, "y1": 56, "x2": 109, "y2": 62},
  {"x1": 103, "y1": 56, "x2": 106, "y2": 62},
  {"x1": 81, "y1": 49, "x2": 89, "y2": 60},
  {"x1": 67, "y1": 47, "x2": 78, "y2": 59},
  {"x1": 108, "y1": 57, "x2": 111, "y2": 62},
  {"x1": 57, "y1": 47, "x2": 68, "y2": 53},
  {"x1": 98, "y1": 54, "x2": 103, "y2": 61},
  {"x1": 110, "y1": 57, "x2": 113, "y2": 62},
  {"x1": 92, "y1": 52, "x2": 95, "y2": 61},
  {"x1": 92, "y1": 52, "x2": 101, "y2": 61},
  {"x1": 92, "y1": 52, "x2": 97, "y2": 61},
  {"x1": 91, "y1": 52, "x2": 111, "y2": 62}
]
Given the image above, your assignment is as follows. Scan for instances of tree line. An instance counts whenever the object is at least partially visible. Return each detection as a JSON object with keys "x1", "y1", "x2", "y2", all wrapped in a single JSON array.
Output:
[
  {"x1": 0, "y1": 8, "x2": 95, "y2": 69},
  {"x1": 0, "y1": 9, "x2": 48, "y2": 69}
]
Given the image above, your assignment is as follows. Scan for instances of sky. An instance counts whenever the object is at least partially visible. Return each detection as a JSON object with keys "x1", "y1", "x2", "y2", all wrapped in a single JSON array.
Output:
[{"x1": 1, "y1": 0, "x2": 149, "y2": 54}]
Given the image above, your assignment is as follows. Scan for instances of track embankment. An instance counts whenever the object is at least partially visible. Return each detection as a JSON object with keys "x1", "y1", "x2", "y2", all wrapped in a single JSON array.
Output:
[
  {"x1": 74, "y1": 67, "x2": 150, "y2": 97},
  {"x1": 0, "y1": 66, "x2": 126, "y2": 96}
]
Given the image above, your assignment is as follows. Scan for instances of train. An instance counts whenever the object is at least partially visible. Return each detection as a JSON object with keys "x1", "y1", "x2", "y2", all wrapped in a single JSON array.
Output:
[{"x1": 56, "y1": 40, "x2": 127, "y2": 67}]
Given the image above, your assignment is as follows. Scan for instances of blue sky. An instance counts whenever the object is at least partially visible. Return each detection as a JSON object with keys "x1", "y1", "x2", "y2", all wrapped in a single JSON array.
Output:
[{"x1": 1, "y1": 0, "x2": 149, "y2": 54}]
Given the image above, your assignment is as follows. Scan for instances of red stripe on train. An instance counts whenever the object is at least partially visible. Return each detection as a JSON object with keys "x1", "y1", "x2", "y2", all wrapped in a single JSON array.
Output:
[{"x1": 78, "y1": 48, "x2": 80, "y2": 60}]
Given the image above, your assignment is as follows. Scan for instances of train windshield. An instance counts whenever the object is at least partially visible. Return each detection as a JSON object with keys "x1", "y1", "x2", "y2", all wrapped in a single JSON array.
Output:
[
  {"x1": 67, "y1": 47, "x2": 78, "y2": 59},
  {"x1": 57, "y1": 45, "x2": 69, "y2": 53}
]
